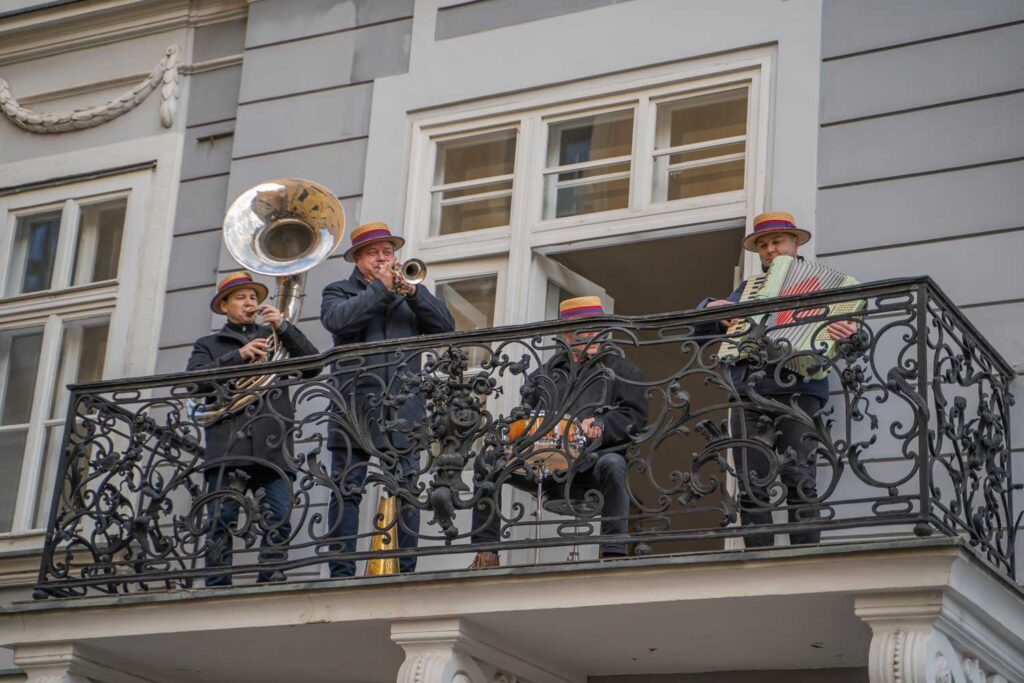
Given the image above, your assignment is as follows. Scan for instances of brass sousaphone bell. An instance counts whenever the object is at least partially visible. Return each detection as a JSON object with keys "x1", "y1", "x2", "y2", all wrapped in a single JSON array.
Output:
[{"x1": 190, "y1": 178, "x2": 345, "y2": 426}]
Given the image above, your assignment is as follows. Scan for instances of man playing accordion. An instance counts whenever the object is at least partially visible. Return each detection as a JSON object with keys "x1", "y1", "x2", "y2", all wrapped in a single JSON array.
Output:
[{"x1": 698, "y1": 211, "x2": 859, "y2": 548}]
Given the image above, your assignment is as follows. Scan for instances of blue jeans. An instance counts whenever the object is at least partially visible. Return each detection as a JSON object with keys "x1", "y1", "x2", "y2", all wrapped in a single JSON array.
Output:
[
  {"x1": 204, "y1": 467, "x2": 293, "y2": 586},
  {"x1": 326, "y1": 448, "x2": 421, "y2": 577}
]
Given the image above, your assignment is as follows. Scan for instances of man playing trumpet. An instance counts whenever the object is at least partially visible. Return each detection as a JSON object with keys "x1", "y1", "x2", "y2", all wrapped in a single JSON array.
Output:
[
  {"x1": 320, "y1": 222, "x2": 455, "y2": 577},
  {"x1": 188, "y1": 272, "x2": 319, "y2": 586}
]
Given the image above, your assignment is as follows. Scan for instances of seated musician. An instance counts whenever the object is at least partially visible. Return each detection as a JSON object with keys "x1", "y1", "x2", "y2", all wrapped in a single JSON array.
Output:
[
  {"x1": 697, "y1": 211, "x2": 858, "y2": 547},
  {"x1": 187, "y1": 272, "x2": 319, "y2": 586},
  {"x1": 469, "y1": 296, "x2": 648, "y2": 568}
]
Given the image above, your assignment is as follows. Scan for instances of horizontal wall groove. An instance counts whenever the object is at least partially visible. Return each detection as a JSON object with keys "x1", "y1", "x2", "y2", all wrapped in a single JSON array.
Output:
[
  {"x1": 186, "y1": 117, "x2": 237, "y2": 130},
  {"x1": 822, "y1": 18, "x2": 1024, "y2": 62},
  {"x1": 244, "y1": 15, "x2": 412, "y2": 52},
  {"x1": 157, "y1": 342, "x2": 200, "y2": 351},
  {"x1": 817, "y1": 155, "x2": 1024, "y2": 191},
  {"x1": 165, "y1": 283, "x2": 216, "y2": 295},
  {"x1": 237, "y1": 80, "x2": 373, "y2": 107},
  {"x1": 231, "y1": 136, "x2": 368, "y2": 162},
  {"x1": 821, "y1": 87, "x2": 1024, "y2": 128},
  {"x1": 817, "y1": 225, "x2": 1024, "y2": 258},
  {"x1": 180, "y1": 172, "x2": 230, "y2": 184},
  {"x1": 958, "y1": 296, "x2": 1024, "y2": 311},
  {"x1": 174, "y1": 226, "x2": 223, "y2": 237}
]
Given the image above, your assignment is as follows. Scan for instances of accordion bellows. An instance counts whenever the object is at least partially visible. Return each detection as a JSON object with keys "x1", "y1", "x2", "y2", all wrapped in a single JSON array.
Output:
[{"x1": 717, "y1": 255, "x2": 863, "y2": 379}]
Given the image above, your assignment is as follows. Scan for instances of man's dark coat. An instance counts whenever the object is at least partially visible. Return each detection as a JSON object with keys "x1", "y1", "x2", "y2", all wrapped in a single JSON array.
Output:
[
  {"x1": 320, "y1": 270, "x2": 455, "y2": 453},
  {"x1": 187, "y1": 321, "x2": 319, "y2": 474}
]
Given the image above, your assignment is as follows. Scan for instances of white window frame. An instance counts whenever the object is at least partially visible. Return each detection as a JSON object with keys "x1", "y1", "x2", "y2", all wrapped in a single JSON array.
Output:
[
  {"x1": 0, "y1": 170, "x2": 152, "y2": 536},
  {"x1": 403, "y1": 50, "x2": 771, "y2": 271}
]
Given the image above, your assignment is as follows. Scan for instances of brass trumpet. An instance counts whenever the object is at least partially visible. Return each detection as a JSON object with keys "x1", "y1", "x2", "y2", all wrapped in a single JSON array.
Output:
[{"x1": 389, "y1": 258, "x2": 427, "y2": 296}]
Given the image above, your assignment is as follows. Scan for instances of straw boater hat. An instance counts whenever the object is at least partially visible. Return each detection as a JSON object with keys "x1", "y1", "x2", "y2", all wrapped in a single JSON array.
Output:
[
  {"x1": 210, "y1": 271, "x2": 269, "y2": 313},
  {"x1": 558, "y1": 296, "x2": 606, "y2": 320},
  {"x1": 342, "y1": 221, "x2": 405, "y2": 262},
  {"x1": 741, "y1": 211, "x2": 812, "y2": 252}
]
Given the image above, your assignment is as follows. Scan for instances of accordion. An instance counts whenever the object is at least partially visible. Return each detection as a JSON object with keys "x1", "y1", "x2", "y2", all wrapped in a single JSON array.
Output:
[{"x1": 717, "y1": 255, "x2": 863, "y2": 378}]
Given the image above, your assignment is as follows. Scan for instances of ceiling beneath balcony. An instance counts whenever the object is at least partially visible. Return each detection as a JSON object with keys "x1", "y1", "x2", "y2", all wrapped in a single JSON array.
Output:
[{"x1": 79, "y1": 591, "x2": 868, "y2": 683}]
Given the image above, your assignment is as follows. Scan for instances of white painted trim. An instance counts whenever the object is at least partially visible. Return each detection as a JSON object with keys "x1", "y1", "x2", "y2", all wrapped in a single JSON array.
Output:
[
  {"x1": 402, "y1": 57, "x2": 769, "y2": 320},
  {"x1": 11, "y1": 314, "x2": 62, "y2": 531}
]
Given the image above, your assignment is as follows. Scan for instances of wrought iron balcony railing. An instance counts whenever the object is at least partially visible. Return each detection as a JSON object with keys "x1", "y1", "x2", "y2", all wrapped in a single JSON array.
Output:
[{"x1": 35, "y1": 277, "x2": 1018, "y2": 598}]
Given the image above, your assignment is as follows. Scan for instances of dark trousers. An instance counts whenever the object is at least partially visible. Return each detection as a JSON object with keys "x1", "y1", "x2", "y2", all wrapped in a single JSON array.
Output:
[
  {"x1": 204, "y1": 467, "x2": 293, "y2": 586},
  {"x1": 730, "y1": 393, "x2": 825, "y2": 547},
  {"x1": 472, "y1": 452, "x2": 630, "y2": 557},
  {"x1": 326, "y1": 447, "x2": 421, "y2": 577}
]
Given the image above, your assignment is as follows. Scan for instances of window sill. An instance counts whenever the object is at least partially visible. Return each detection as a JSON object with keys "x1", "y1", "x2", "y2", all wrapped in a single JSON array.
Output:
[
  {"x1": 0, "y1": 280, "x2": 118, "y2": 325},
  {"x1": 0, "y1": 529, "x2": 46, "y2": 555}
]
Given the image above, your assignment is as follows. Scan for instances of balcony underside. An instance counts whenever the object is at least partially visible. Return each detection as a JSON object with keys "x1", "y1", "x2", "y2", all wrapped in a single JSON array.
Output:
[{"x1": 3, "y1": 539, "x2": 1023, "y2": 683}]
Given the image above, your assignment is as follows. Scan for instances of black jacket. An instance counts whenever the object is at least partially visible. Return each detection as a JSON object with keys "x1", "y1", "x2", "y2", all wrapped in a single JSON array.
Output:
[
  {"x1": 320, "y1": 270, "x2": 455, "y2": 452},
  {"x1": 186, "y1": 320, "x2": 319, "y2": 474},
  {"x1": 521, "y1": 349, "x2": 648, "y2": 457}
]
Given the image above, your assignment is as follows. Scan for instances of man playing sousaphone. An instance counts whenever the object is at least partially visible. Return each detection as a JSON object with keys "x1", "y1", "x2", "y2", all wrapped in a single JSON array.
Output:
[
  {"x1": 188, "y1": 272, "x2": 319, "y2": 586},
  {"x1": 469, "y1": 296, "x2": 648, "y2": 568}
]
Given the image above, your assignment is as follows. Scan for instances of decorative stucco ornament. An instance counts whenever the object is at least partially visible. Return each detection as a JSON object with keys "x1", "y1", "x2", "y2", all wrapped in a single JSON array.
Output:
[{"x1": 0, "y1": 45, "x2": 180, "y2": 133}]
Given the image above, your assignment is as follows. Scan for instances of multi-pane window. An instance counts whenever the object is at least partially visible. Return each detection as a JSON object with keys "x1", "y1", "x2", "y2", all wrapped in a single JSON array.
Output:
[
  {"x1": 416, "y1": 79, "x2": 752, "y2": 242},
  {"x1": 543, "y1": 109, "x2": 634, "y2": 220},
  {"x1": 4, "y1": 196, "x2": 126, "y2": 297},
  {"x1": 0, "y1": 192, "x2": 126, "y2": 534},
  {"x1": 430, "y1": 129, "x2": 517, "y2": 236},
  {"x1": 652, "y1": 89, "x2": 747, "y2": 203}
]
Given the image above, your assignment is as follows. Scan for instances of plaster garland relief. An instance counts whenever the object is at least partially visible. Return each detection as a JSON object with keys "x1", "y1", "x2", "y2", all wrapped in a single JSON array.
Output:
[{"x1": 0, "y1": 45, "x2": 180, "y2": 134}]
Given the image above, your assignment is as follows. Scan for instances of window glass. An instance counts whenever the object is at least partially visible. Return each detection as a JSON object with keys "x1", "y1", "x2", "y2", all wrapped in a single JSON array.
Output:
[
  {"x1": 653, "y1": 89, "x2": 747, "y2": 203},
  {"x1": 543, "y1": 110, "x2": 634, "y2": 219},
  {"x1": 39, "y1": 319, "x2": 109, "y2": 529},
  {"x1": 0, "y1": 430, "x2": 27, "y2": 532},
  {"x1": 431, "y1": 130, "x2": 516, "y2": 236},
  {"x1": 436, "y1": 275, "x2": 498, "y2": 366},
  {"x1": 50, "y1": 320, "x2": 109, "y2": 419},
  {"x1": 72, "y1": 198, "x2": 126, "y2": 285},
  {"x1": 7, "y1": 211, "x2": 61, "y2": 297},
  {"x1": 1, "y1": 329, "x2": 44, "y2": 425}
]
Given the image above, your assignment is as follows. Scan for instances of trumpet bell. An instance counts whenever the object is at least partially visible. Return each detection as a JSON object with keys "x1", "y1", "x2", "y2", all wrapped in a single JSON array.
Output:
[
  {"x1": 401, "y1": 258, "x2": 427, "y2": 285},
  {"x1": 223, "y1": 178, "x2": 345, "y2": 277}
]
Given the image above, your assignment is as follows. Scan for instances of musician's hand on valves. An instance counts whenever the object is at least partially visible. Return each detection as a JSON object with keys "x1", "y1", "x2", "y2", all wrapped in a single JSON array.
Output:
[
  {"x1": 259, "y1": 304, "x2": 284, "y2": 329},
  {"x1": 827, "y1": 320, "x2": 858, "y2": 341},
  {"x1": 580, "y1": 417, "x2": 603, "y2": 443},
  {"x1": 371, "y1": 262, "x2": 396, "y2": 290},
  {"x1": 239, "y1": 338, "x2": 270, "y2": 362}
]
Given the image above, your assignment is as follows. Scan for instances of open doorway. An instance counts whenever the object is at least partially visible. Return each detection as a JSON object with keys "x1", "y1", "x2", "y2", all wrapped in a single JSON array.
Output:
[{"x1": 546, "y1": 226, "x2": 745, "y2": 553}]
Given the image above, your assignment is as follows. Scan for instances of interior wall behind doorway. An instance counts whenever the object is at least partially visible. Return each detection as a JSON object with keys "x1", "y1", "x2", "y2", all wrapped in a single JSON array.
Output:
[
  {"x1": 550, "y1": 227, "x2": 745, "y2": 553},
  {"x1": 550, "y1": 227, "x2": 744, "y2": 316}
]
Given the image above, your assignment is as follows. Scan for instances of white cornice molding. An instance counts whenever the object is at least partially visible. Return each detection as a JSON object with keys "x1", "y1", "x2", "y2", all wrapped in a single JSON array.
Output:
[
  {"x1": 0, "y1": 44, "x2": 180, "y2": 133},
  {"x1": 0, "y1": 0, "x2": 247, "y2": 67}
]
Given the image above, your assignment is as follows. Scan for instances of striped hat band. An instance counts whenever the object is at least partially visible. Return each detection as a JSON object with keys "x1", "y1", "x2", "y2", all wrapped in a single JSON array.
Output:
[
  {"x1": 210, "y1": 271, "x2": 269, "y2": 313},
  {"x1": 344, "y1": 221, "x2": 406, "y2": 261},
  {"x1": 559, "y1": 296, "x2": 605, "y2": 320}
]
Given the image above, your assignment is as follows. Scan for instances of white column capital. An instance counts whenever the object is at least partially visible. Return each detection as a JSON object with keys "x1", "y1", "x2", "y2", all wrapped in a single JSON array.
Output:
[
  {"x1": 14, "y1": 642, "x2": 156, "y2": 683},
  {"x1": 390, "y1": 618, "x2": 581, "y2": 683},
  {"x1": 854, "y1": 592, "x2": 1024, "y2": 683}
]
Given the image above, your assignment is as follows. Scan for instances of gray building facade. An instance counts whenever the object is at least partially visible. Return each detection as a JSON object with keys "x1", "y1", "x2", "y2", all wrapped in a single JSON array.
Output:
[{"x1": 0, "y1": 1, "x2": 1021, "y2": 681}]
